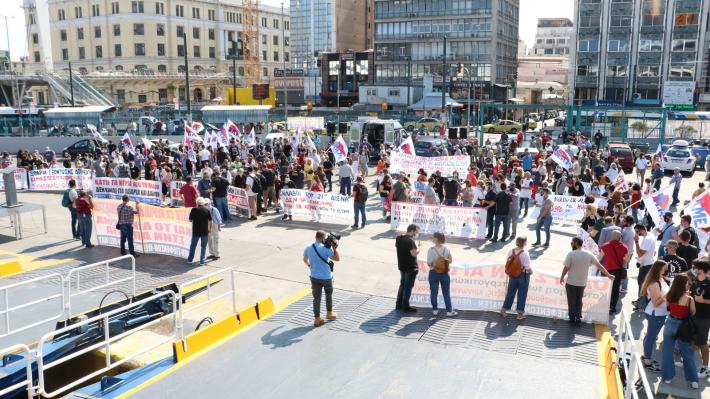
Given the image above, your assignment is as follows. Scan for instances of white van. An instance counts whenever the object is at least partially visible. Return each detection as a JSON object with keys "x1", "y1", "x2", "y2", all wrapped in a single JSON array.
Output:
[{"x1": 349, "y1": 119, "x2": 407, "y2": 151}]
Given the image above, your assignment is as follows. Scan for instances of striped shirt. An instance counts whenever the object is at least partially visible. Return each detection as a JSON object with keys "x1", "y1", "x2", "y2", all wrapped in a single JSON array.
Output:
[{"x1": 117, "y1": 203, "x2": 137, "y2": 225}]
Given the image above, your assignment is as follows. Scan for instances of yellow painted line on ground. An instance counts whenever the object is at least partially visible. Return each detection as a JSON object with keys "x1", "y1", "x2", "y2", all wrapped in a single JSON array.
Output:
[
  {"x1": 115, "y1": 288, "x2": 311, "y2": 399},
  {"x1": 0, "y1": 249, "x2": 74, "y2": 277},
  {"x1": 595, "y1": 323, "x2": 623, "y2": 399}
]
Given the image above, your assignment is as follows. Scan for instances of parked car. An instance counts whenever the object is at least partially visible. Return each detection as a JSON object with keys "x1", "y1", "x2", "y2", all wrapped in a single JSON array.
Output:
[
  {"x1": 662, "y1": 142, "x2": 708, "y2": 169},
  {"x1": 414, "y1": 136, "x2": 449, "y2": 157},
  {"x1": 62, "y1": 139, "x2": 101, "y2": 158},
  {"x1": 607, "y1": 142, "x2": 635, "y2": 173},
  {"x1": 661, "y1": 140, "x2": 696, "y2": 175},
  {"x1": 482, "y1": 120, "x2": 521, "y2": 134},
  {"x1": 404, "y1": 117, "x2": 441, "y2": 133}
]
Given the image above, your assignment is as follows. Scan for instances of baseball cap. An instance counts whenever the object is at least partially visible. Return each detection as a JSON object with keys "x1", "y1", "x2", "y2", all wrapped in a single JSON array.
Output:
[{"x1": 664, "y1": 211, "x2": 673, "y2": 218}]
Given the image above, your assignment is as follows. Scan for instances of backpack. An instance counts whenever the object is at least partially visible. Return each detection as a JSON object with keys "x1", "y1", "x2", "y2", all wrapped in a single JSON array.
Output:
[
  {"x1": 505, "y1": 249, "x2": 524, "y2": 277},
  {"x1": 250, "y1": 174, "x2": 263, "y2": 194},
  {"x1": 61, "y1": 189, "x2": 71, "y2": 208},
  {"x1": 355, "y1": 183, "x2": 368, "y2": 203},
  {"x1": 433, "y1": 248, "x2": 450, "y2": 274}
]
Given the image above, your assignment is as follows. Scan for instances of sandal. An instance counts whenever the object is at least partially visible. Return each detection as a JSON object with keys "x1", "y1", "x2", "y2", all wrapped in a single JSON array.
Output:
[{"x1": 517, "y1": 313, "x2": 526, "y2": 320}]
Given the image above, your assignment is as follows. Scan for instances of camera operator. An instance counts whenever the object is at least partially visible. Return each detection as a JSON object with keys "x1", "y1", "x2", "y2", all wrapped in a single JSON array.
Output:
[{"x1": 303, "y1": 231, "x2": 341, "y2": 327}]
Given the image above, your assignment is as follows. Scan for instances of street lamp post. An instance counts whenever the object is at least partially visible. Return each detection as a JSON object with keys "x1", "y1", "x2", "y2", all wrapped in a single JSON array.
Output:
[
  {"x1": 1, "y1": 15, "x2": 17, "y2": 107},
  {"x1": 68, "y1": 61, "x2": 75, "y2": 107},
  {"x1": 281, "y1": 2, "x2": 287, "y2": 120},
  {"x1": 231, "y1": 40, "x2": 238, "y2": 105},
  {"x1": 406, "y1": 56, "x2": 412, "y2": 109},
  {"x1": 441, "y1": 36, "x2": 447, "y2": 122},
  {"x1": 183, "y1": 33, "x2": 191, "y2": 122}
]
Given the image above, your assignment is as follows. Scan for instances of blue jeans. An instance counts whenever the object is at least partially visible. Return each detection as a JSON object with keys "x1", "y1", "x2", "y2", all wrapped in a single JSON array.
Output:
[
  {"x1": 396, "y1": 270, "x2": 418, "y2": 310},
  {"x1": 119, "y1": 224, "x2": 135, "y2": 254},
  {"x1": 443, "y1": 199, "x2": 457, "y2": 206},
  {"x1": 519, "y1": 197, "x2": 529, "y2": 215},
  {"x1": 502, "y1": 273, "x2": 530, "y2": 312},
  {"x1": 379, "y1": 196, "x2": 387, "y2": 216},
  {"x1": 339, "y1": 176, "x2": 352, "y2": 196},
  {"x1": 78, "y1": 214, "x2": 92, "y2": 246},
  {"x1": 672, "y1": 187, "x2": 680, "y2": 204},
  {"x1": 353, "y1": 202, "x2": 366, "y2": 227},
  {"x1": 637, "y1": 264, "x2": 652, "y2": 298},
  {"x1": 662, "y1": 316, "x2": 698, "y2": 382},
  {"x1": 69, "y1": 207, "x2": 79, "y2": 238},
  {"x1": 462, "y1": 200, "x2": 473, "y2": 207},
  {"x1": 428, "y1": 271, "x2": 452, "y2": 312},
  {"x1": 535, "y1": 215, "x2": 552, "y2": 244},
  {"x1": 643, "y1": 313, "x2": 666, "y2": 360},
  {"x1": 187, "y1": 234, "x2": 209, "y2": 265},
  {"x1": 493, "y1": 214, "x2": 509, "y2": 240},
  {"x1": 213, "y1": 196, "x2": 231, "y2": 222},
  {"x1": 486, "y1": 211, "x2": 494, "y2": 237}
]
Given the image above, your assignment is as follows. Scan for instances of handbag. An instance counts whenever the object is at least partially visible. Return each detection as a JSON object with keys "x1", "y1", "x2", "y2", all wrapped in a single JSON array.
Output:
[
  {"x1": 676, "y1": 314, "x2": 697, "y2": 342},
  {"x1": 116, "y1": 204, "x2": 124, "y2": 230},
  {"x1": 433, "y1": 247, "x2": 450, "y2": 274}
]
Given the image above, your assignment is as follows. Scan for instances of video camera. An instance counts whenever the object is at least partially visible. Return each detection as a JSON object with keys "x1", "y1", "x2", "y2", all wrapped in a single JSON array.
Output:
[{"x1": 324, "y1": 232, "x2": 341, "y2": 249}]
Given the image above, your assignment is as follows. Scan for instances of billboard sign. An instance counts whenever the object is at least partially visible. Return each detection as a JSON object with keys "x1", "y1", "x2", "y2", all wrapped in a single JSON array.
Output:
[{"x1": 663, "y1": 80, "x2": 695, "y2": 106}]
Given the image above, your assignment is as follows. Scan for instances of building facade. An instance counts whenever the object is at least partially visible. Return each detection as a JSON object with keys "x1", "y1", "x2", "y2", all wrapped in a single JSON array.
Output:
[
  {"x1": 22, "y1": 0, "x2": 290, "y2": 106},
  {"x1": 531, "y1": 18, "x2": 573, "y2": 56},
  {"x1": 570, "y1": 0, "x2": 709, "y2": 107},
  {"x1": 319, "y1": 50, "x2": 374, "y2": 106},
  {"x1": 372, "y1": 0, "x2": 519, "y2": 108},
  {"x1": 289, "y1": 0, "x2": 370, "y2": 69}
]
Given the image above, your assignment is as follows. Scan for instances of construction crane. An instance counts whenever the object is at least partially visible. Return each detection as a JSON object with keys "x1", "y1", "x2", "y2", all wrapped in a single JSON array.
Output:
[{"x1": 242, "y1": 0, "x2": 260, "y2": 86}]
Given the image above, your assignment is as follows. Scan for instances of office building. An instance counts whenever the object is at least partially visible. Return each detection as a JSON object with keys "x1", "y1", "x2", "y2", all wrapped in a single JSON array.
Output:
[
  {"x1": 372, "y1": 0, "x2": 519, "y2": 108},
  {"x1": 531, "y1": 18, "x2": 573, "y2": 56},
  {"x1": 22, "y1": 0, "x2": 290, "y2": 105},
  {"x1": 319, "y1": 50, "x2": 374, "y2": 106},
  {"x1": 571, "y1": 0, "x2": 709, "y2": 107},
  {"x1": 289, "y1": 0, "x2": 371, "y2": 69}
]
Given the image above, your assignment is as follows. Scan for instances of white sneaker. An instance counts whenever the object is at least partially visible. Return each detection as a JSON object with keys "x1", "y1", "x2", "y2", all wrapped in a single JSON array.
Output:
[
  {"x1": 691, "y1": 381, "x2": 699, "y2": 389},
  {"x1": 699, "y1": 367, "x2": 710, "y2": 378},
  {"x1": 432, "y1": 310, "x2": 439, "y2": 316},
  {"x1": 446, "y1": 310, "x2": 459, "y2": 317}
]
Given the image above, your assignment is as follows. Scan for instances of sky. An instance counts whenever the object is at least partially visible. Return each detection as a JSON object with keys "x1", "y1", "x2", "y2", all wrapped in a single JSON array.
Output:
[{"x1": 3, "y1": 0, "x2": 574, "y2": 61}]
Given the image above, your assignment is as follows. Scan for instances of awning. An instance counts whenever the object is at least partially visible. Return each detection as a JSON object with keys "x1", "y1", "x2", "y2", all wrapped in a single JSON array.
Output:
[
  {"x1": 409, "y1": 93, "x2": 463, "y2": 110},
  {"x1": 508, "y1": 98, "x2": 524, "y2": 103}
]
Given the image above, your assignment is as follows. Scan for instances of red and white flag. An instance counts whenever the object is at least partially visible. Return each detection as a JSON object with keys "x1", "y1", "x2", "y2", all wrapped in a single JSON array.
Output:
[{"x1": 330, "y1": 136, "x2": 349, "y2": 163}]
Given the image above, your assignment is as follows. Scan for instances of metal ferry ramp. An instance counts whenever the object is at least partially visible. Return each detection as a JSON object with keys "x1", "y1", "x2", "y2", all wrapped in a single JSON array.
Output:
[{"x1": 128, "y1": 290, "x2": 615, "y2": 399}]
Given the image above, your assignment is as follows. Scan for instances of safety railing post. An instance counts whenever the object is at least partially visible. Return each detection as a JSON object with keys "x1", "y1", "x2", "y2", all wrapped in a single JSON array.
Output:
[
  {"x1": 230, "y1": 269, "x2": 237, "y2": 315},
  {"x1": 4, "y1": 289, "x2": 9, "y2": 337}
]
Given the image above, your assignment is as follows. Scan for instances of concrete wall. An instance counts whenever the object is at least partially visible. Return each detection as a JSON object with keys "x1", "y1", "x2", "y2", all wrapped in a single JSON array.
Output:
[{"x1": 0, "y1": 135, "x2": 180, "y2": 153}]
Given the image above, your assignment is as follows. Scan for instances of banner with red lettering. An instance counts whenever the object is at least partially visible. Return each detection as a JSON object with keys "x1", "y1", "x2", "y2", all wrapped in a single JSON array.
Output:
[
  {"x1": 390, "y1": 202, "x2": 487, "y2": 239},
  {"x1": 279, "y1": 189, "x2": 352, "y2": 221},
  {"x1": 94, "y1": 198, "x2": 192, "y2": 258},
  {"x1": 227, "y1": 186, "x2": 251, "y2": 218},
  {"x1": 93, "y1": 177, "x2": 162, "y2": 205},
  {"x1": 169, "y1": 181, "x2": 195, "y2": 207},
  {"x1": 28, "y1": 168, "x2": 92, "y2": 191},
  {"x1": 410, "y1": 261, "x2": 612, "y2": 324},
  {"x1": 389, "y1": 152, "x2": 470, "y2": 177},
  {"x1": 0, "y1": 168, "x2": 28, "y2": 190}
]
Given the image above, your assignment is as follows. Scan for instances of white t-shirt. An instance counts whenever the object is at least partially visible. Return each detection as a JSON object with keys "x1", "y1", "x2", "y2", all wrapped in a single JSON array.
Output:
[
  {"x1": 199, "y1": 149, "x2": 210, "y2": 162},
  {"x1": 508, "y1": 248, "x2": 532, "y2": 271},
  {"x1": 636, "y1": 158, "x2": 648, "y2": 170},
  {"x1": 637, "y1": 235, "x2": 656, "y2": 266},
  {"x1": 520, "y1": 178, "x2": 532, "y2": 199},
  {"x1": 246, "y1": 175, "x2": 257, "y2": 197}
]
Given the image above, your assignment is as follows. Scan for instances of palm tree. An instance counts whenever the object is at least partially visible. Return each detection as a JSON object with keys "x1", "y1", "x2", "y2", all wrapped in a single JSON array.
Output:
[
  {"x1": 630, "y1": 121, "x2": 648, "y2": 138},
  {"x1": 674, "y1": 124, "x2": 697, "y2": 140}
]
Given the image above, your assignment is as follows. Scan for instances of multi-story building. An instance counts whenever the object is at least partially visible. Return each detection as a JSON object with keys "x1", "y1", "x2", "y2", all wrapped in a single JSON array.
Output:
[
  {"x1": 289, "y1": 0, "x2": 371, "y2": 69},
  {"x1": 571, "y1": 0, "x2": 709, "y2": 107},
  {"x1": 531, "y1": 18, "x2": 573, "y2": 57},
  {"x1": 372, "y1": 0, "x2": 519, "y2": 108},
  {"x1": 22, "y1": 0, "x2": 290, "y2": 106},
  {"x1": 319, "y1": 50, "x2": 374, "y2": 106}
]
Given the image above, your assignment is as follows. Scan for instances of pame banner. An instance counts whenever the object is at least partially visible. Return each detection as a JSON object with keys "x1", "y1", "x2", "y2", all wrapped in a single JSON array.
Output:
[
  {"x1": 530, "y1": 195, "x2": 607, "y2": 224},
  {"x1": 28, "y1": 168, "x2": 92, "y2": 191},
  {"x1": 279, "y1": 189, "x2": 352, "y2": 221},
  {"x1": 389, "y1": 152, "x2": 469, "y2": 177},
  {"x1": 683, "y1": 190, "x2": 710, "y2": 229},
  {"x1": 227, "y1": 186, "x2": 251, "y2": 218},
  {"x1": 93, "y1": 177, "x2": 162, "y2": 205},
  {"x1": 390, "y1": 202, "x2": 487, "y2": 239},
  {"x1": 94, "y1": 198, "x2": 192, "y2": 258},
  {"x1": 409, "y1": 262, "x2": 612, "y2": 324},
  {"x1": 0, "y1": 168, "x2": 28, "y2": 190}
]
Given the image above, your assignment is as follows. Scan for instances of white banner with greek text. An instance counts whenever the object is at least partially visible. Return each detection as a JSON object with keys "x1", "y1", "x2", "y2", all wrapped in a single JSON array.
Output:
[
  {"x1": 279, "y1": 189, "x2": 352, "y2": 221},
  {"x1": 0, "y1": 168, "x2": 27, "y2": 190},
  {"x1": 390, "y1": 202, "x2": 487, "y2": 239},
  {"x1": 28, "y1": 168, "x2": 93, "y2": 191},
  {"x1": 389, "y1": 152, "x2": 470, "y2": 177},
  {"x1": 93, "y1": 177, "x2": 162, "y2": 205},
  {"x1": 530, "y1": 195, "x2": 607, "y2": 223}
]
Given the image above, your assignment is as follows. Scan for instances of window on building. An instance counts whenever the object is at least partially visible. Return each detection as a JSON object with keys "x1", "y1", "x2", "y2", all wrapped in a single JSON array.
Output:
[
  {"x1": 638, "y1": 65, "x2": 660, "y2": 77},
  {"x1": 115, "y1": 65, "x2": 123, "y2": 71},
  {"x1": 284, "y1": 52, "x2": 289, "y2": 62},
  {"x1": 92, "y1": 4, "x2": 100, "y2": 16},
  {"x1": 208, "y1": 29, "x2": 215, "y2": 40},
  {"x1": 58, "y1": 9, "x2": 65, "y2": 20},
  {"x1": 29, "y1": 13, "x2": 36, "y2": 24},
  {"x1": 273, "y1": 51, "x2": 279, "y2": 61},
  {"x1": 157, "y1": 24, "x2": 165, "y2": 36},
  {"x1": 157, "y1": 43, "x2": 165, "y2": 56},
  {"x1": 238, "y1": 66, "x2": 244, "y2": 76},
  {"x1": 111, "y1": 2, "x2": 119, "y2": 14},
  {"x1": 388, "y1": 89, "x2": 401, "y2": 96},
  {"x1": 607, "y1": 65, "x2": 627, "y2": 77},
  {"x1": 274, "y1": 19, "x2": 279, "y2": 29},
  {"x1": 209, "y1": 47, "x2": 215, "y2": 58},
  {"x1": 133, "y1": 23, "x2": 144, "y2": 35},
  {"x1": 642, "y1": 0, "x2": 665, "y2": 26},
  {"x1": 131, "y1": 1, "x2": 144, "y2": 13},
  {"x1": 639, "y1": 37, "x2": 663, "y2": 51},
  {"x1": 93, "y1": 26, "x2": 101, "y2": 38},
  {"x1": 285, "y1": 21, "x2": 289, "y2": 30},
  {"x1": 285, "y1": 37, "x2": 289, "y2": 46},
  {"x1": 670, "y1": 63, "x2": 694, "y2": 78},
  {"x1": 134, "y1": 43, "x2": 145, "y2": 56},
  {"x1": 176, "y1": 5, "x2": 184, "y2": 17},
  {"x1": 607, "y1": 39, "x2": 630, "y2": 52},
  {"x1": 261, "y1": 17, "x2": 267, "y2": 27},
  {"x1": 262, "y1": 35, "x2": 267, "y2": 45},
  {"x1": 577, "y1": 39, "x2": 599, "y2": 52},
  {"x1": 263, "y1": 67, "x2": 268, "y2": 76},
  {"x1": 273, "y1": 36, "x2": 279, "y2": 46},
  {"x1": 61, "y1": 48, "x2": 68, "y2": 60},
  {"x1": 76, "y1": 28, "x2": 84, "y2": 40},
  {"x1": 138, "y1": 94, "x2": 147, "y2": 103},
  {"x1": 116, "y1": 89, "x2": 125, "y2": 103},
  {"x1": 113, "y1": 24, "x2": 120, "y2": 36},
  {"x1": 609, "y1": 15, "x2": 632, "y2": 27},
  {"x1": 193, "y1": 45, "x2": 200, "y2": 57},
  {"x1": 158, "y1": 88, "x2": 167, "y2": 102},
  {"x1": 672, "y1": 39, "x2": 697, "y2": 52},
  {"x1": 78, "y1": 47, "x2": 85, "y2": 59},
  {"x1": 32, "y1": 33, "x2": 38, "y2": 44},
  {"x1": 192, "y1": 7, "x2": 200, "y2": 19},
  {"x1": 578, "y1": 14, "x2": 601, "y2": 27},
  {"x1": 75, "y1": 6, "x2": 82, "y2": 18},
  {"x1": 366, "y1": 88, "x2": 377, "y2": 95},
  {"x1": 675, "y1": 12, "x2": 699, "y2": 26},
  {"x1": 60, "y1": 30, "x2": 67, "y2": 41},
  {"x1": 193, "y1": 27, "x2": 200, "y2": 39},
  {"x1": 262, "y1": 50, "x2": 267, "y2": 61},
  {"x1": 637, "y1": 88, "x2": 659, "y2": 99},
  {"x1": 33, "y1": 51, "x2": 40, "y2": 62},
  {"x1": 114, "y1": 44, "x2": 122, "y2": 56},
  {"x1": 155, "y1": 2, "x2": 164, "y2": 14},
  {"x1": 95, "y1": 45, "x2": 102, "y2": 58},
  {"x1": 208, "y1": 9, "x2": 216, "y2": 20},
  {"x1": 177, "y1": 26, "x2": 184, "y2": 37},
  {"x1": 157, "y1": 65, "x2": 166, "y2": 72},
  {"x1": 177, "y1": 44, "x2": 185, "y2": 56}
]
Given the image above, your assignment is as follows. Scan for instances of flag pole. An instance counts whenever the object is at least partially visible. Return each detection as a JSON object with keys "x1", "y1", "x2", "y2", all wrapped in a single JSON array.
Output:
[{"x1": 136, "y1": 202, "x2": 146, "y2": 254}]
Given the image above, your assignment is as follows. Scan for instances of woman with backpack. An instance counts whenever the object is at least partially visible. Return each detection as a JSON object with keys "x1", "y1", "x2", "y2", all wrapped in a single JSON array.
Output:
[
  {"x1": 427, "y1": 232, "x2": 457, "y2": 317},
  {"x1": 661, "y1": 274, "x2": 699, "y2": 389},
  {"x1": 640, "y1": 260, "x2": 668, "y2": 372},
  {"x1": 500, "y1": 236, "x2": 532, "y2": 320}
]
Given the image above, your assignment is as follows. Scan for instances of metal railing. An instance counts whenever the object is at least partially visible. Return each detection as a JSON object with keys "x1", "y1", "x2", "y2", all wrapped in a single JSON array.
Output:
[
  {"x1": 0, "y1": 274, "x2": 65, "y2": 339},
  {"x1": 617, "y1": 309, "x2": 654, "y2": 399},
  {"x1": 36, "y1": 290, "x2": 178, "y2": 398},
  {"x1": 0, "y1": 344, "x2": 33, "y2": 398},
  {"x1": 65, "y1": 255, "x2": 136, "y2": 318},
  {"x1": 177, "y1": 268, "x2": 237, "y2": 346}
]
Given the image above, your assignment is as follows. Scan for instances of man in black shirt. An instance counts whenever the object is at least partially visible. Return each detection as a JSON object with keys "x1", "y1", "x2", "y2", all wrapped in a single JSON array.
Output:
[
  {"x1": 261, "y1": 165, "x2": 277, "y2": 210},
  {"x1": 662, "y1": 240, "x2": 687, "y2": 283},
  {"x1": 322, "y1": 159, "x2": 334, "y2": 192},
  {"x1": 692, "y1": 260, "x2": 710, "y2": 377},
  {"x1": 210, "y1": 171, "x2": 232, "y2": 223},
  {"x1": 677, "y1": 230, "x2": 700, "y2": 270},
  {"x1": 443, "y1": 172, "x2": 461, "y2": 206},
  {"x1": 491, "y1": 183, "x2": 512, "y2": 243},
  {"x1": 395, "y1": 224, "x2": 420, "y2": 313},
  {"x1": 483, "y1": 183, "x2": 497, "y2": 239},
  {"x1": 187, "y1": 198, "x2": 212, "y2": 266}
]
